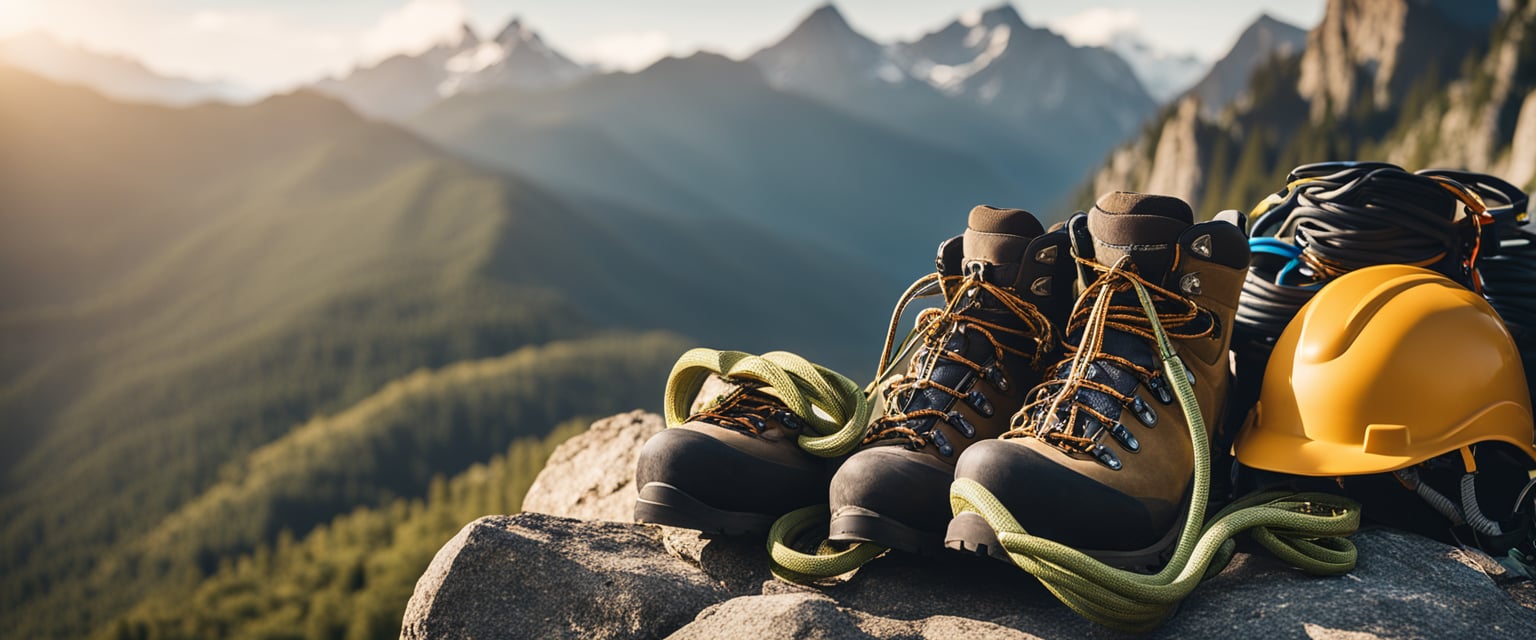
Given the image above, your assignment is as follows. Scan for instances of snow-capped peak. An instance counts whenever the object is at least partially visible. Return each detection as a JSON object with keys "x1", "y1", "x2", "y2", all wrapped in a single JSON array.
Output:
[
  {"x1": 1103, "y1": 31, "x2": 1206, "y2": 102},
  {"x1": 749, "y1": 3, "x2": 914, "y2": 88}
]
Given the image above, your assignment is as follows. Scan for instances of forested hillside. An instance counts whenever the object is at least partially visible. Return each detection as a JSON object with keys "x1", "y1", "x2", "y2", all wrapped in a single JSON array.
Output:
[
  {"x1": 106, "y1": 421, "x2": 591, "y2": 640},
  {"x1": 0, "y1": 64, "x2": 889, "y2": 639}
]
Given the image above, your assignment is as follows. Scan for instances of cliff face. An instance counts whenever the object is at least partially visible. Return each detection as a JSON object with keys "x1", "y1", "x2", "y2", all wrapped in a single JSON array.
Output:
[
  {"x1": 1089, "y1": 97, "x2": 1208, "y2": 206},
  {"x1": 1082, "y1": 0, "x2": 1531, "y2": 216},
  {"x1": 1384, "y1": 0, "x2": 1536, "y2": 186},
  {"x1": 399, "y1": 412, "x2": 1536, "y2": 639}
]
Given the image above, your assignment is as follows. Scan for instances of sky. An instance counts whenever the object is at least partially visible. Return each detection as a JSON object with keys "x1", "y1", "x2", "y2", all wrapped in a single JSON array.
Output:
[{"x1": 0, "y1": 0, "x2": 1326, "y2": 91}]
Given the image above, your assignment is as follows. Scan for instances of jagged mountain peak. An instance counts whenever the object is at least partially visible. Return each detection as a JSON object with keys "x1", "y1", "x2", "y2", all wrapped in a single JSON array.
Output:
[
  {"x1": 777, "y1": 3, "x2": 871, "y2": 46},
  {"x1": 495, "y1": 17, "x2": 539, "y2": 46},
  {"x1": 457, "y1": 22, "x2": 480, "y2": 47},
  {"x1": 313, "y1": 14, "x2": 587, "y2": 121},
  {"x1": 749, "y1": 3, "x2": 908, "y2": 89},
  {"x1": 1250, "y1": 12, "x2": 1291, "y2": 29},
  {"x1": 803, "y1": 3, "x2": 850, "y2": 26},
  {"x1": 977, "y1": 3, "x2": 1027, "y2": 28},
  {"x1": 1183, "y1": 11, "x2": 1305, "y2": 116}
]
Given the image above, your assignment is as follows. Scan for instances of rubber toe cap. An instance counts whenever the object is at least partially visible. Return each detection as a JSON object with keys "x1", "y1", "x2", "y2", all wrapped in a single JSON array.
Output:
[
  {"x1": 636, "y1": 426, "x2": 826, "y2": 515},
  {"x1": 953, "y1": 439, "x2": 1169, "y2": 551}
]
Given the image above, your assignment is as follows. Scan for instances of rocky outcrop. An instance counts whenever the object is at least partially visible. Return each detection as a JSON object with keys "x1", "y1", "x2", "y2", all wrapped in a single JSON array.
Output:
[
  {"x1": 1298, "y1": 0, "x2": 1492, "y2": 121},
  {"x1": 1088, "y1": 97, "x2": 1208, "y2": 210},
  {"x1": 400, "y1": 514, "x2": 727, "y2": 639},
  {"x1": 1142, "y1": 98, "x2": 1205, "y2": 204},
  {"x1": 522, "y1": 411, "x2": 663, "y2": 522},
  {"x1": 402, "y1": 412, "x2": 1536, "y2": 639},
  {"x1": 1386, "y1": 0, "x2": 1536, "y2": 184}
]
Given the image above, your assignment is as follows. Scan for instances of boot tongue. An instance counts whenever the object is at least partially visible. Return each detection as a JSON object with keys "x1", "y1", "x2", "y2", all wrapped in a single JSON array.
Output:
[
  {"x1": 962, "y1": 205, "x2": 1043, "y2": 268},
  {"x1": 1087, "y1": 192, "x2": 1192, "y2": 279}
]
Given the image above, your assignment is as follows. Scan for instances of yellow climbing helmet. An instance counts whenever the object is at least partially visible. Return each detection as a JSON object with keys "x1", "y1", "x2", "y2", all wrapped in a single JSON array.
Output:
[{"x1": 1234, "y1": 264, "x2": 1536, "y2": 475}]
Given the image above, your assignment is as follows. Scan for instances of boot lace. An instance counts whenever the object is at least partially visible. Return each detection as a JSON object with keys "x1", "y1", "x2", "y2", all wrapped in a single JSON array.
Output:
[
  {"x1": 691, "y1": 383, "x2": 808, "y2": 438},
  {"x1": 1007, "y1": 257, "x2": 1212, "y2": 461},
  {"x1": 865, "y1": 269, "x2": 1054, "y2": 449}
]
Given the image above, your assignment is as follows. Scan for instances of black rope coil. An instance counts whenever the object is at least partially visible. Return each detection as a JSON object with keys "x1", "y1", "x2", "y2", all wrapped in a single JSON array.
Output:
[{"x1": 1233, "y1": 161, "x2": 1527, "y2": 365}]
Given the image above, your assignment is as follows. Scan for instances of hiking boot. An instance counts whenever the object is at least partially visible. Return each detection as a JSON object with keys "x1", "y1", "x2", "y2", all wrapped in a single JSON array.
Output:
[
  {"x1": 827, "y1": 206, "x2": 1075, "y2": 552},
  {"x1": 636, "y1": 380, "x2": 830, "y2": 535},
  {"x1": 947, "y1": 192, "x2": 1249, "y2": 571}
]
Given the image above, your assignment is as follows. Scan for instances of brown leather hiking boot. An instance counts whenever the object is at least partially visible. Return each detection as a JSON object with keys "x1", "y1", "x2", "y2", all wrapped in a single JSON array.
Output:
[
  {"x1": 826, "y1": 206, "x2": 1075, "y2": 552},
  {"x1": 947, "y1": 192, "x2": 1250, "y2": 571},
  {"x1": 636, "y1": 381, "x2": 829, "y2": 535}
]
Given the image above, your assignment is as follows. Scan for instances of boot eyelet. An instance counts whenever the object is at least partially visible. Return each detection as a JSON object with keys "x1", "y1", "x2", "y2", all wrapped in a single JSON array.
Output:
[
  {"x1": 1108, "y1": 422, "x2": 1140, "y2": 452},
  {"x1": 1090, "y1": 443, "x2": 1122, "y2": 470},
  {"x1": 777, "y1": 411, "x2": 808, "y2": 432},
  {"x1": 1180, "y1": 272, "x2": 1202, "y2": 295},
  {"x1": 1130, "y1": 397, "x2": 1157, "y2": 427},
  {"x1": 1147, "y1": 375, "x2": 1174, "y2": 404},
  {"x1": 932, "y1": 429, "x2": 954, "y2": 456},
  {"x1": 1081, "y1": 416, "x2": 1104, "y2": 440},
  {"x1": 1031, "y1": 276, "x2": 1052, "y2": 296},
  {"x1": 1036, "y1": 245, "x2": 1059, "y2": 265},
  {"x1": 965, "y1": 390, "x2": 994, "y2": 417},
  {"x1": 1191, "y1": 234, "x2": 1212, "y2": 258},
  {"x1": 985, "y1": 367, "x2": 1010, "y2": 392},
  {"x1": 947, "y1": 411, "x2": 977, "y2": 438}
]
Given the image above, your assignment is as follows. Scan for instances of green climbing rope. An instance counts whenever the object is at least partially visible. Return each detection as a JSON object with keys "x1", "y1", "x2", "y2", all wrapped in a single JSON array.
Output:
[
  {"x1": 949, "y1": 275, "x2": 1362, "y2": 632},
  {"x1": 664, "y1": 348, "x2": 870, "y2": 458},
  {"x1": 766, "y1": 505, "x2": 887, "y2": 583},
  {"x1": 663, "y1": 348, "x2": 889, "y2": 580}
]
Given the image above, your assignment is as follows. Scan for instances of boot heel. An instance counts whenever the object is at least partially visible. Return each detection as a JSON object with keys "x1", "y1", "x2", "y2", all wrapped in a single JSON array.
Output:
[{"x1": 634, "y1": 482, "x2": 775, "y2": 536}]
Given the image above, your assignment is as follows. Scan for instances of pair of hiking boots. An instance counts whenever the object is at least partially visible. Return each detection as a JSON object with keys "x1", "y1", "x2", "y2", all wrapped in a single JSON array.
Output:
[{"x1": 636, "y1": 192, "x2": 1250, "y2": 572}]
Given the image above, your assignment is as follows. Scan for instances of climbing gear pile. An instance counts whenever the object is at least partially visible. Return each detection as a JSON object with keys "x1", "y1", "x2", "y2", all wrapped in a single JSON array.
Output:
[
  {"x1": 1229, "y1": 163, "x2": 1536, "y2": 580},
  {"x1": 826, "y1": 206, "x2": 1074, "y2": 553},
  {"x1": 635, "y1": 164, "x2": 1536, "y2": 632}
]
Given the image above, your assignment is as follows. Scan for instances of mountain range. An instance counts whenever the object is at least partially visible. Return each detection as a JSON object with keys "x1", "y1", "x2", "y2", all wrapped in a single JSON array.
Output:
[
  {"x1": 0, "y1": 61, "x2": 888, "y2": 638},
  {"x1": 313, "y1": 19, "x2": 589, "y2": 121},
  {"x1": 10, "y1": 1, "x2": 1497, "y2": 638},
  {"x1": 0, "y1": 32, "x2": 253, "y2": 105}
]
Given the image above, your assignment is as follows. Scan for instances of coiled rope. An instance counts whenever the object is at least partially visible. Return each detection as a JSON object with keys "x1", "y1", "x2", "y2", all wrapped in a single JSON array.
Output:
[
  {"x1": 1234, "y1": 162, "x2": 1496, "y2": 360},
  {"x1": 664, "y1": 348, "x2": 870, "y2": 457},
  {"x1": 662, "y1": 348, "x2": 889, "y2": 580}
]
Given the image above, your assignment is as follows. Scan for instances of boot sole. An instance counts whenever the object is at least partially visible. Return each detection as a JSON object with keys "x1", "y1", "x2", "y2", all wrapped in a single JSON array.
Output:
[
  {"x1": 633, "y1": 482, "x2": 776, "y2": 536},
  {"x1": 944, "y1": 512, "x2": 1015, "y2": 564},
  {"x1": 827, "y1": 506, "x2": 943, "y2": 554},
  {"x1": 944, "y1": 508, "x2": 1187, "y2": 573}
]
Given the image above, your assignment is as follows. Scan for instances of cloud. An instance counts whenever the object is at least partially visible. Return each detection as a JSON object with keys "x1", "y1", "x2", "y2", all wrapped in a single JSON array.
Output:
[
  {"x1": 1048, "y1": 7, "x2": 1141, "y2": 47},
  {"x1": 360, "y1": 0, "x2": 470, "y2": 64},
  {"x1": 568, "y1": 30, "x2": 676, "y2": 72}
]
